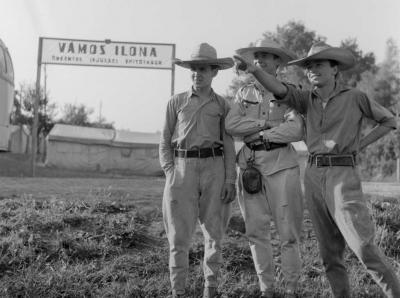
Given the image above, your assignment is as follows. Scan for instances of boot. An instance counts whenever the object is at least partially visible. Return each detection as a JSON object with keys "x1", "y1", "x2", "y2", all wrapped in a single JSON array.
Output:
[
  {"x1": 171, "y1": 290, "x2": 186, "y2": 298},
  {"x1": 203, "y1": 287, "x2": 217, "y2": 298},
  {"x1": 260, "y1": 288, "x2": 274, "y2": 298}
]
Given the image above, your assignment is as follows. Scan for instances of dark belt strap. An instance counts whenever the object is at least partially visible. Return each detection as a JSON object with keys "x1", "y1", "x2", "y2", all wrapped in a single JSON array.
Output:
[
  {"x1": 174, "y1": 147, "x2": 223, "y2": 158},
  {"x1": 308, "y1": 154, "x2": 356, "y2": 167},
  {"x1": 246, "y1": 141, "x2": 287, "y2": 151}
]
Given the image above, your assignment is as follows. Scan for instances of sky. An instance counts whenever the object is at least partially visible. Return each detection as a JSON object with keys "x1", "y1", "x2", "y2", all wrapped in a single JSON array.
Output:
[{"x1": 1, "y1": 0, "x2": 400, "y2": 133}]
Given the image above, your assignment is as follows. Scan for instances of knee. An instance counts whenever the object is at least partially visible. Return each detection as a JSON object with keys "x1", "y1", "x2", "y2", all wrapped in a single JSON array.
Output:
[
  {"x1": 358, "y1": 243, "x2": 386, "y2": 267},
  {"x1": 281, "y1": 236, "x2": 299, "y2": 249}
]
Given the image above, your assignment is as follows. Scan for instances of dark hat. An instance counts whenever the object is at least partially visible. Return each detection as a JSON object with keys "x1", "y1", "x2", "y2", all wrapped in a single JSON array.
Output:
[
  {"x1": 288, "y1": 41, "x2": 356, "y2": 70},
  {"x1": 174, "y1": 43, "x2": 234, "y2": 70}
]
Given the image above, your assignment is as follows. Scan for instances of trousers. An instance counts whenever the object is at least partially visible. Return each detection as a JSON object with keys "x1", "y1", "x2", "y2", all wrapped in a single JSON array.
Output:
[
  {"x1": 238, "y1": 166, "x2": 303, "y2": 292},
  {"x1": 305, "y1": 165, "x2": 400, "y2": 298},
  {"x1": 162, "y1": 156, "x2": 231, "y2": 294}
]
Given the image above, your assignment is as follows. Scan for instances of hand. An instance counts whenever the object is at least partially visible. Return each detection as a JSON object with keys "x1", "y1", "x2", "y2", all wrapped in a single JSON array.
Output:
[
  {"x1": 244, "y1": 132, "x2": 262, "y2": 143},
  {"x1": 221, "y1": 183, "x2": 236, "y2": 204},
  {"x1": 233, "y1": 54, "x2": 256, "y2": 74}
]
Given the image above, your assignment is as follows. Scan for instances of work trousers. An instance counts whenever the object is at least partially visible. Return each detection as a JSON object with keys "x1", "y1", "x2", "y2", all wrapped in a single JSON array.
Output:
[
  {"x1": 162, "y1": 156, "x2": 230, "y2": 294},
  {"x1": 305, "y1": 165, "x2": 400, "y2": 298},
  {"x1": 238, "y1": 166, "x2": 303, "y2": 292}
]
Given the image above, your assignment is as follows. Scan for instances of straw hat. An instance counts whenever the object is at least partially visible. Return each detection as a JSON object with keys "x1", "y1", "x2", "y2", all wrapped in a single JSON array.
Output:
[
  {"x1": 287, "y1": 41, "x2": 356, "y2": 70},
  {"x1": 236, "y1": 38, "x2": 297, "y2": 64},
  {"x1": 174, "y1": 43, "x2": 234, "y2": 70}
]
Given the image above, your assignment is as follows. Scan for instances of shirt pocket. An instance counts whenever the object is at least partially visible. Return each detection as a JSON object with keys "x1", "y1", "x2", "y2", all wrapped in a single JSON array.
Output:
[
  {"x1": 200, "y1": 103, "x2": 223, "y2": 137},
  {"x1": 242, "y1": 102, "x2": 260, "y2": 119}
]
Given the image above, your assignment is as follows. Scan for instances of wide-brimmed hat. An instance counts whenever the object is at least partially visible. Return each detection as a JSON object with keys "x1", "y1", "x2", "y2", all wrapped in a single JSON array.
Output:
[
  {"x1": 236, "y1": 38, "x2": 297, "y2": 64},
  {"x1": 174, "y1": 43, "x2": 234, "y2": 70},
  {"x1": 288, "y1": 41, "x2": 356, "y2": 70}
]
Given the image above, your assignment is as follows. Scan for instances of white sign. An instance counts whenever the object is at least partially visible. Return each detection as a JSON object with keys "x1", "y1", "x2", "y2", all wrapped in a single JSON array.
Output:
[{"x1": 41, "y1": 38, "x2": 175, "y2": 69}]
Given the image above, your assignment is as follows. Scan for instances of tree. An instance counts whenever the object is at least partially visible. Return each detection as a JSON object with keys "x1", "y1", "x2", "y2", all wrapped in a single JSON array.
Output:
[
  {"x1": 358, "y1": 38, "x2": 400, "y2": 180},
  {"x1": 58, "y1": 103, "x2": 92, "y2": 126},
  {"x1": 57, "y1": 103, "x2": 114, "y2": 129},
  {"x1": 226, "y1": 21, "x2": 379, "y2": 99},
  {"x1": 340, "y1": 38, "x2": 377, "y2": 87},
  {"x1": 226, "y1": 20, "x2": 326, "y2": 98},
  {"x1": 10, "y1": 83, "x2": 56, "y2": 137}
]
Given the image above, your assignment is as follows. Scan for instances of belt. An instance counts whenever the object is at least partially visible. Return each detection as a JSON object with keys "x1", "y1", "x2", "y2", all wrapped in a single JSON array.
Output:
[
  {"x1": 174, "y1": 147, "x2": 223, "y2": 158},
  {"x1": 246, "y1": 141, "x2": 287, "y2": 151},
  {"x1": 308, "y1": 154, "x2": 356, "y2": 167}
]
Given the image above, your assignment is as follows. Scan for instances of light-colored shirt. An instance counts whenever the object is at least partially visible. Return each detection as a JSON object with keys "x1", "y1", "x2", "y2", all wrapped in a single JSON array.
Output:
[
  {"x1": 282, "y1": 83, "x2": 397, "y2": 155},
  {"x1": 159, "y1": 88, "x2": 236, "y2": 184},
  {"x1": 225, "y1": 83, "x2": 304, "y2": 175}
]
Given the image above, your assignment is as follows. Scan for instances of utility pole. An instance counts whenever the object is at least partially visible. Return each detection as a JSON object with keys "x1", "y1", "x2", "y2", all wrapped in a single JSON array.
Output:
[
  {"x1": 99, "y1": 100, "x2": 102, "y2": 122},
  {"x1": 397, "y1": 103, "x2": 400, "y2": 182}
]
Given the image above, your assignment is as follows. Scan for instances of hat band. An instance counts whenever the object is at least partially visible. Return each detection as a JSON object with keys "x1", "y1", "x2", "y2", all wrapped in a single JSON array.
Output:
[{"x1": 189, "y1": 55, "x2": 217, "y2": 60}]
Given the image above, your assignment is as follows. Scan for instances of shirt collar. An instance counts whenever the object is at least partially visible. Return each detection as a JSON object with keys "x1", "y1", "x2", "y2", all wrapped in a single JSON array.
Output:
[
  {"x1": 189, "y1": 87, "x2": 217, "y2": 101},
  {"x1": 311, "y1": 80, "x2": 351, "y2": 100}
]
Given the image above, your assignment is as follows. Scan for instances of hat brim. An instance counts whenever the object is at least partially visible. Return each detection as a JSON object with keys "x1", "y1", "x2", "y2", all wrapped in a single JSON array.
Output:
[
  {"x1": 287, "y1": 48, "x2": 356, "y2": 71},
  {"x1": 236, "y1": 47, "x2": 297, "y2": 64},
  {"x1": 174, "y1": 57, "x2": 234, "y2": 70}
]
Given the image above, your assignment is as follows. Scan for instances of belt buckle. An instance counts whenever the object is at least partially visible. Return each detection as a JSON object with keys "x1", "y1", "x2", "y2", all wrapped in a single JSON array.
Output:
[
  {"x1": 315, "y1": 155, "x2": 324, "y2": 167},
  {"x1": 346, "y1": 154, "x2": 356, "y2": 167},
  {"x1": 263, "y1": 140, "x2": 271, "y2": 151}
]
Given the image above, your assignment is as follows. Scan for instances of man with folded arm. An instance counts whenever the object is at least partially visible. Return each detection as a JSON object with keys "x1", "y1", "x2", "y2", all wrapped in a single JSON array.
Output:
[
  {"x1": 225, "y1": 38, "x2": 304, "y2": 298},
  {"x1": 159, "y1": 42, "x2": 236, "y2": 298},
  {"x1": 234, "y1": 41, "x2": 400, "y2": 298}
]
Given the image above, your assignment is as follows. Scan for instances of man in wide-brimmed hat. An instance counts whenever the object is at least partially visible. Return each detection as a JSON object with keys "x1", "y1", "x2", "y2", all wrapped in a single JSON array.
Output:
[
  {"x1": 234, "y1": 41, "x2": 400, "y2": 298},
  {"x1": 225, "y1": 38, "x2": 304, "y2": 298},
  {"x1": 159, "y1": 42, "x2": 236, "y2": 298}
]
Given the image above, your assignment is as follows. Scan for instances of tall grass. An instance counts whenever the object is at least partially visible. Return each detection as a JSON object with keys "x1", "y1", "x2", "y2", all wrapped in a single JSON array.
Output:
[{"x1": 0, "y1": 189, "x2": 398, "y2": 297}]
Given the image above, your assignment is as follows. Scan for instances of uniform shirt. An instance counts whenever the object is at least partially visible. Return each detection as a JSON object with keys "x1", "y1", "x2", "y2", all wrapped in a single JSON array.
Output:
[
  {"x1": 225, "y1": 82, "x2": 304, "y2": 175},
  {"x1": 159, "y1": 88, "x2": 236, "y2": 184},
  {"x1": 282, "y1": 82, "x2": 396, "y2": 155}
]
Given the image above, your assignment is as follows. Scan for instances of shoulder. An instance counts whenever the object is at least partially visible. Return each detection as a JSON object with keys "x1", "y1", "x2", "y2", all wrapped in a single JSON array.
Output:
[
  {"x1": 213, "y1": 92, "x2": 231, "y2": 110},
  {"x1": 235, "y1": 83, "x2": 261, "y2": 104},
  {"x1": 342, "y1": 87, "x2": 364, "y2": 96},
  {"x1": 172, "y1": 90, "x2": 190, "y2": 100},
  {"x1": 237, "y1": 82, "x2": 258, "y2": 95},
  {"x1": 340, "y1": 87, "x2": 368, "y2": 103},
  {"x1": 169, "y1": 91, "x2": 190, "y2": 104}
]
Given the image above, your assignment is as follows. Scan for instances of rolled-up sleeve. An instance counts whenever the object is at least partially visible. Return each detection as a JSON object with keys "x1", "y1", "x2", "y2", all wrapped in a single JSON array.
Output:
[
  {"x1": 225, "y1": 89, "x2": 266, "y2": 137},
  {"x1": 159, "y1": 98, "x2": 176, "y2": 173},
  {"x1": 222, "y1": 100, "x2": 237, "y2": 184},
  {"x1": 263, "y1": 109, "x2": 304, "y2": 143},
  {"x1": 358, "y1": 92, "x2": 397, "y2": 129}
]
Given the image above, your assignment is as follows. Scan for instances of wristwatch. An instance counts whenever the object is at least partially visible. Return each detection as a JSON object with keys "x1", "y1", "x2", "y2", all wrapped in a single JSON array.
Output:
[{"x1": 259, "y1": 130, "x2": 264, "y2": 140}]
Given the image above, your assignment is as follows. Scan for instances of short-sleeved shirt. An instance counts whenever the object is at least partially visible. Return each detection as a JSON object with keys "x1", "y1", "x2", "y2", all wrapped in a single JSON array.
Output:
[
  {"x1": 282, "y1": 82, "x2": 396, "y2": 155},
  {"x1": 159, "y1": 88, "x2": 236, "y2": 184},
  {"x1": 225, "y1": 82, "x2": 304, "y2": 175}
]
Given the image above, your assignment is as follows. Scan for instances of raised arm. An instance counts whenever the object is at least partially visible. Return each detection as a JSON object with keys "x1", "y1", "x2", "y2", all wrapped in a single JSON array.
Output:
[{"x1": 234, "y1": 55, "x2": 288, "y2": 98}]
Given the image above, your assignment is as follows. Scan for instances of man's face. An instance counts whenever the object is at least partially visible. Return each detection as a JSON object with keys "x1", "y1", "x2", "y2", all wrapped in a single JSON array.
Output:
[
  {"x1": 253, "y1": 52, "x2": 281, "y2": 75},
  {"x1": 190, "y1": 64, "x2": 218, "y2": 91},
  {"x1": 305, "y1": 60, "x2": 338, "y2": 87}
]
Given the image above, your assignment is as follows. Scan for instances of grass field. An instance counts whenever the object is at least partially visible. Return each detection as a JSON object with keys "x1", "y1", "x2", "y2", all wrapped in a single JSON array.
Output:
[{"x1": 0, "y1": 174, "x2": 399, "y2": 298}]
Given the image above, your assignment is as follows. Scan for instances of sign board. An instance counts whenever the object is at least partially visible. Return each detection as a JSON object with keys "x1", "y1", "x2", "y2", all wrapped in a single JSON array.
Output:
[
  {"x1": 41, "y1": 38, "x2": 174, "y2": 70},
  {"x1": 31, "y1": 37, "x2": 176, "y2": 177}
]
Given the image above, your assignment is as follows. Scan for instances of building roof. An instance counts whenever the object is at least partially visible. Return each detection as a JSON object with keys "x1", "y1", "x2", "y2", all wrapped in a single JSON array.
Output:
[{"x1": 47, "y1": 124, "x2": 160, "y2": 147}]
